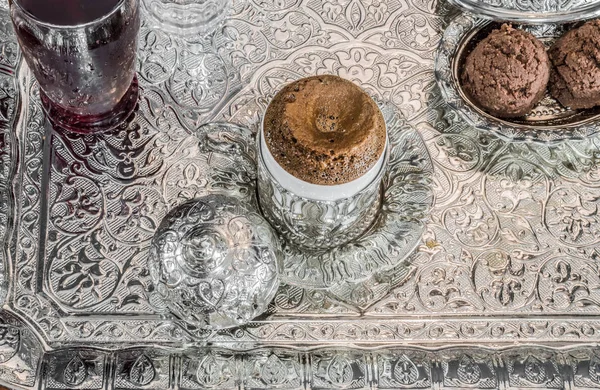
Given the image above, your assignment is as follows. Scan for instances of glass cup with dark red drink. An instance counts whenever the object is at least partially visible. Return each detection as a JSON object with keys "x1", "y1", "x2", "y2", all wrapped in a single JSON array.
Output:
[{"x1": 9, "y1": 0, "x2": 140, "y2": 133}]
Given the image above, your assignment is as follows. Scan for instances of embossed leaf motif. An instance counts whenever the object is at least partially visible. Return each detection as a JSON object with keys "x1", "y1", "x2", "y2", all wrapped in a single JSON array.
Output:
[
  {"x1": 393, "y1": 355, "x2": 419, "y2": 385},
  {"x1": 198, "y1": 279, "x2": 226, "y2": 308},
  {"x1": 457, "y1": 355, "x2": 481, "y2": 384},
  {"x1": 548, "y1": 190, "x2": 600, "y2": 244},
  {"x1": 260, "y1": 354, "x2": 288, "y2": 385},
  {"x1": 197, "y1": 354, "x2": 226, "y2": 387},
  {"x1": 589, "y1": 355, "x2": 600, "y2": 383},
  {"x1": 143, "y1": 30, "x2": 158, "y2": 50},
  {"x1": 546, "y1": 259, "x2": 590, "y2": 307},
  {"x1": 486, "y1": 252, "x2": 525, "y2": 307},
  {"x1": 63, "y1": 355, "x2": 87, "y2": 386},
  {"x1": 326, "y1": 356, "x2": 354, "y2": 386},
  {"x1": 128, "y1": 354, "x2": 155, "y2": 386},
  {"x1": 56, "y1": 250, "x2": 113, "y2": 300},
  {"x1": 553, "y1": 260, "x2": 574, "y2": 284},
  {"x1": 178, "y1": 163, "x2": 202, "y2": 188},
  {"x1": 367, "y1": 0, "x2": 388, "y2": 23},
  {"x1": 506, "y1": 162, "x2": 525, "y2": 182},
  {"x1": 222, "y1": 25, "x2": 240, "y2": 42},
  {"x1": 493, "y1": 279, "x2": 521, "y2": 306},
  {"x1": 523, "y1": 356, "x2": 547, "y2": 384},
  {"x1": 435, "y1": 135, "x2": 477, "y2": 171},
  {"x1": 0, "y1": 325, "x2": 19, "y2": 363},
  {"x1": 346, "y1": 0, "x2": 366, "y2": 31},
  {"x1": 139, "y1": 28, "x2": 177, "y2": 83},
  {"x1": 323, "y1": 1, "x2": 343, "y2": 20},
  {"x1": 427, "y1": 268, "x2": 463, "y2": 307}
]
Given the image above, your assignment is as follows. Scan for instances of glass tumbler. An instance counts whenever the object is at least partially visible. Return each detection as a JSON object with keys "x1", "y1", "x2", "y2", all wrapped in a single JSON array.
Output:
[
  {"x1": 257, "y1": 126, "x2": 389, "y2": 250},
  {"x1": 10, "y1": 0, "x2": 141, "y2": 133}
]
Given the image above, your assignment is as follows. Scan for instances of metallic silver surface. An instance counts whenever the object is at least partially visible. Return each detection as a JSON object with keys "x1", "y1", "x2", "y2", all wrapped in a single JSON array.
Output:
[
  {"x1": 149, "y1": 194, "x2": 281, "y2": 329},
  {"x1": 447, "y1": 0, "x2": 600, "y2": 23},
  {"x1": 141, "y1": 0, "x2": 230, "y2": 36},
  {"x1": 2, "y1": 0, "x2": 600, "y2": 388},
  {"x1": 257, "y1": 134, "x2": 386, "y2": 250},
  {"x1": 435, "y1": 14, "x2": 600, "y2": 143},
  {"x1": 270, "y1": 103, "x2": 432, "y2": 289}
]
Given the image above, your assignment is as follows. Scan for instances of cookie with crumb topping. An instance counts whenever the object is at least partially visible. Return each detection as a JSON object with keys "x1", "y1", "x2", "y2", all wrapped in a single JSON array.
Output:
[{"x1": 461, "y1": 24, "x2": 550, "y2": 118}]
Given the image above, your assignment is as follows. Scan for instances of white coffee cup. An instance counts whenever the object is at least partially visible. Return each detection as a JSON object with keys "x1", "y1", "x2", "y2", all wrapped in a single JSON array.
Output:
[{"x1": 259, "y1": 121, "x2": 388, "y2": 202}]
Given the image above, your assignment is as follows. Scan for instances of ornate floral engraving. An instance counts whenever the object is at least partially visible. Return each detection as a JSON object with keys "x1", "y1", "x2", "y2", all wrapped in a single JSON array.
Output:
[
  {"x1": 4, "y1": 1, "x2": 600, "y2": 386},
  {"x1": 180, "y1": 351, "x2": 237, "y2": 389},
  {"x1": 441, "y1": 351, "x2": 497, "y2": 388},
  {"x1": 115, "y1": 350, "x2": 170, "y2": 389},
  {"x1": 46, "y1": 351, "x2": 106, "y2": 390},
  {"x1": 376, "y1": 350, "x2": 432, "y2": 388},
  {"x1": 0, "y1": 313, "x2": 42, "y2": 389},
  {"x1": 569, "y1": 349, "x2": 600, "y2": 389},
  {"x1": 311, "y1": 351, "x2": 367, "y2": 389},
  {"x1": 504, "y1": 350, "x2": 564, "y2": 388},
  {"x1": 243, "y1": 352, "x2": 303, "y2": 389}
]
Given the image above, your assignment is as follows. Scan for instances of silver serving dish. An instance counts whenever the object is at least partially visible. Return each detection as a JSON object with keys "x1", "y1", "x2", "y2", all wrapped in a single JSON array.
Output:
[
  {"x1": 2, "y1": 0, "x2": 600, "y2": 388},
  {"x1": 435, "y1": 14, "x2": 600, "y2": 143},
  {"x1": 447, "y1": 0, "x2": 600, "y2": 23}
]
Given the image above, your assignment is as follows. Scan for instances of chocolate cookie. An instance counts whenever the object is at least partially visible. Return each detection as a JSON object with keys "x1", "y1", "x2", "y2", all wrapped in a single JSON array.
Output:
[
  {"x1": 549, "y1": 20, "x2": 600, "y2": 110},
  {"x1": 461, "y1": 24, "x2": 550, "y2": 118},
  {"x1": 264, "y1": 75, "x2": 386, "y2": 186}
]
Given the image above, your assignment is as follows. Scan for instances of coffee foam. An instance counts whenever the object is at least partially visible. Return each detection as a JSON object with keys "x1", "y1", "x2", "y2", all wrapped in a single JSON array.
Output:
[{"x1": 263, "y1": 75, "x2": 387, "y2": 186}]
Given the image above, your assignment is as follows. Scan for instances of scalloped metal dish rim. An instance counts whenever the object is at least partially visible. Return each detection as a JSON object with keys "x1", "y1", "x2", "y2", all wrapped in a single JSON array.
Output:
[{"x1": 447, "y1": 0, "x2": 600, "y2": 24}]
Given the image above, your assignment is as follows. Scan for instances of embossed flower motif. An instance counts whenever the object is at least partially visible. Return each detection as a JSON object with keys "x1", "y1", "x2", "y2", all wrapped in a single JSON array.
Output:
[
  {"x1": 138, "y1": 30, "x2": 176, "y2": 84},
  {"x1": 552, "y1": 196, "x2": 598, "y2": 242},
  {"x1": 540, "y1": 259, "x2": 590, "y2": 309},
  {"x1": 349, "y1": 284, "x2": 375, "y2": 306},
  {"x1": 267, "y1": 15, "x2": 311, "y2": 49},
  {"x1": 493, "y1": 162, "x2": 540, "y2": 212},
  {"x1": 222, "y1": 26, "x2": 261, "y2": 60},
  {"x1": 55, "y1": 250, "x2": 118, "y2": 304},
  {"x1": 336, "y1": 48, "x2": 378, "y2": 83},
  {"x1": 423, "y1": 267, "x2": 471, "y2": 309},
  {"x1": 479, "y1": 251, "x2": 525, "y2": 307},
  {"x1": 435, "y1": 136, "x2": 477, "y2": 171}
]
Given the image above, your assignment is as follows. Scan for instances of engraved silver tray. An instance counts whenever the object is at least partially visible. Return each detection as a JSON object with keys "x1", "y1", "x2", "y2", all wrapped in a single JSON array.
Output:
[{"x1": 2, "y1": 0, "x2": 600, "y2": 389}]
